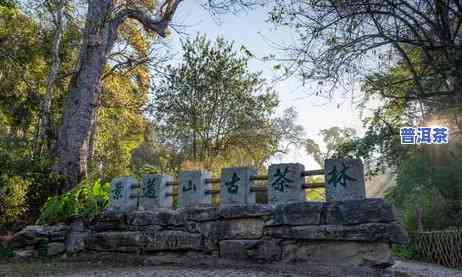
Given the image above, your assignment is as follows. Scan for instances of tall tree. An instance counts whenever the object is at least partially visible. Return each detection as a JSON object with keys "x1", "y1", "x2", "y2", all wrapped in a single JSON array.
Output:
[{"x1": 53, "y1": 0, "x2": 183, "y2": 192}]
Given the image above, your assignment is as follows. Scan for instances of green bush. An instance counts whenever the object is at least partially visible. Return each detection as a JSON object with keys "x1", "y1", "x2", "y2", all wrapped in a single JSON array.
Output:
[
  {"x1": 37, "y1": 179, "x2": 110, "y2": 224},
  {"x1": 0, "y1": 175, "x2": 30, "y2": 225}
]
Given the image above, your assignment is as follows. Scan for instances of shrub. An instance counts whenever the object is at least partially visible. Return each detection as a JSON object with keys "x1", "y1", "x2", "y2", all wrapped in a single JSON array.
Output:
[
  {"x1": 0, "y1": 175, "x2": 30, "y2": 225},
  {"x1": 37, "y1": 179, "x2": 110, "y2": 224}
]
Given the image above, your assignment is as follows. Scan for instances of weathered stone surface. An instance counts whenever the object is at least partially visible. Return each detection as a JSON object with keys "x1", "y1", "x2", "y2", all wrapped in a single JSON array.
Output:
[
  {"x1": 91, "y1": 211, "x2": 127, "y2": 232},
  {"x1": 65, "y1": 231, "x2": 89, "y2": 254},
  {"x1": 267, "y1": 163, "x2": 305, "y2": 204},
  {"x1": 13, "y1": 249, "x2": 37, "y2": 258},
  {"x1": 324, "y1": 198, "x2": 396, "y2": 225},
  {"x1": 178, "y1": 170, "x2": 212, "y2": 208},
  {"x1": 248, "y1": 240, "x2": 282, "y2": 262},
  {"x1": 47, "y1": 242, "x2": 66, "y2": 256},
  {"x1": 325, "y1": 159, "x2": 366, "y2": 201},
  {"x1": 220, "y1": 167, "x2": 257, "y2": 206},
  {"x1": 266, "y1": 223, "x2": 408, "y2": 244},
  {"x1": 126, "y1": 209, "x2": 184, "y2": 227},
  {"x1": 219, "y1": 240, "x2": 258, "y2": 260},
  {"x1": 86, "y1": 231, "x2": 205, "y2": 252},
  {"x1": 270, "y1": 202, "x2": 322, "y2": 226},
  {"x1": 181, "y1": 207, "x2": 220, "y2": 222},
  {"x1": 223, "y1": 218, "x2": 265, "y2": 239},
  {"x1": 281, "y1": 241, "x2": 393, "y2": 268},
  {"x1": 139, "y1": 174, "x2": 173, "y2": 210},
  {"x1": 198, "y1": 221, "x2": 225, "y2": 240},
  {"x1": 218, "y1": 204, "x2": 274, "y2": 219},
  {"x1": 8, "y1": 224, "x2": 68, "y2": 248},
  {"x1": 108, "y1": 176, "x2": 139, "y2": 213}
]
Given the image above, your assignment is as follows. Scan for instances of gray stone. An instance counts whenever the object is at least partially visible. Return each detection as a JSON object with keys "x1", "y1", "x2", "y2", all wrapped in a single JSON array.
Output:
[
  {"x1": 8, "y1": 224, "x2": 68, "y2": 248},
  {"x1": 218, "y1": 204, "x2": 274, "y2": 219},
  {"x1": 178, "y1": 170, "x2": 212, "y2": 208},
  {"x1": 46, "y1": 242, "x2": 66, "y2": 256},
  {"x1": 219, "y1": 240, "x2": 282, "y2": 262},
  {"x1": 266, "y1": 223, "x2": 408, "y2": 244},
  {"x1": 65, "y1": 232, "x2": 89, "y2": 254},
  {"x1": 108, "y1": 176, "x2": 139, "y2": 213},
  {"x1": 139, "y1": 174, "x2": 173, "y2": 210},
  {"x1": 324, "y1": 198, "x2": 397, "y2": 225},
  {"x1": 267, "y1": 163, "x2": 305, "y2": 204},
  {"x1": 223, "y1": 218, "x2": 265, "y2": 239},
  {"x1": 91, "y1": 211, "x2": 128, "y2": 232},
  {"x1": 87, "y1": 231, "x2": 205, "y2": 252},
  {"x1": 127, "y1": 209, "x2": 184, "y2": 227},
  {"x1": 13, "y1": 249, "x2": 37, "y2": 258},
  {"x1": 325, "y1": 159, "x2": 366, "y2": 201},
  {"x1": 70, "y1": 219, "x2": 85, "y2": 232},
  {"x1": 270, "y1": 202, "x2": 323, "y2": 226},
  {"x1": 281, "y1": 241, "x2": 393, "y2": 268},
  {"x1": 220, "y1": 167, "x2": 256, "y2": 206},
  {"x1": 181, "y1": 207, "x2": 219, "y2": 222}
]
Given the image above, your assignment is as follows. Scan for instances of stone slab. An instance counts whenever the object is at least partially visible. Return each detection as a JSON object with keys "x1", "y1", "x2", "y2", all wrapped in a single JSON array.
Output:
[
  {"x1": 266, "y1": 223, "x2": 409, "y2": 244},
  {"x1": 139, "y1": 174, "x2": 173, "y2": 210},
  {"x1": 267, "y1": 163, "x2": 305, "y2": 204},
  {"x1": 108, "y1": 176, "x2": 139, "y2": 213},
  {"x1": 220, "y1": 167, "x2": 256, "y2": 206},
  {"x1": 178, "y1": 171, "x2": 212, "y2": 208},
  {"x1": 325, "y1": 159, "x2": 366, "y2": 201}
]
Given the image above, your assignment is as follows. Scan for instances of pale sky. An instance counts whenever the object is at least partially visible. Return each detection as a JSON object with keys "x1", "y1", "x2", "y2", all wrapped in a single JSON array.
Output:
[{"x1": 163, "y1": 2, "x2": 367, "y2": 169}]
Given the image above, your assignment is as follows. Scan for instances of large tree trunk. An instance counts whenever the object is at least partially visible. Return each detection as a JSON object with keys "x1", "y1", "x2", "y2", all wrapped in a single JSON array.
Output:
[{"x1": 53, "y1": 0, "x2": 182, "y2": 192}]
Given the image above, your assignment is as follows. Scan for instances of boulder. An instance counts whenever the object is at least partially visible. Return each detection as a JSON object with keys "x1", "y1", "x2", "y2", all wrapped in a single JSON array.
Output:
[
  {"x1": 281, "y1": 241, "x2": 393, "y2": 268},
  {"x1": 86, "y1": 230, "x2": 205, "y2": 252},
  {"x1": 223, "y1": 218, "x2": 265, "y2": 239},
  {"x1": 324, "y1": 199, "x2": 397, "y2": 225},
  {"x1": 219, "y1": 240, "x2": 281, "y2": 262},
  {"x1": 266, "y1": 223, "x2": 408, "y2": 244},
  {"x1": 46, "y1": 242, "x2": 65, "y2": 256},
  {"x1": 8, "y1": 224, "x2": 68, "y2": 248},
  {"x1": 65, "y1": 231, "x2": 89, "y2": 254},
  {"x1": 181, "y1": 206, "x2": 220, "y2": 222},
  {"x1": 270, "y1": 202, "x2": 323, "y2": 226},
  {"x1": 218, "y1": 204, "x2": 274, "y2": 219}
]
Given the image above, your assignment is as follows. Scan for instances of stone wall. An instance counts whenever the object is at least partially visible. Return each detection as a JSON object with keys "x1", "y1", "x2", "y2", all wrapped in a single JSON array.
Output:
[{"x1": 6, "y1": 198, "x2": 408, "y2": 271}]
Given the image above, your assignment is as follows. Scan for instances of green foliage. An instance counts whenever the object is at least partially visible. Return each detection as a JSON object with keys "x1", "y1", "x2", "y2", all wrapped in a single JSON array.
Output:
[
  {"x1": 392, "y1": 244, "x2": 418, "y2": 260},
  {"x1": 0, "y1": 175, "x2": 30, "y2": 225},
  {"x1": 37, "y1": 179, "x2": 110, "y2": 224},
  {"x1": 0, "y1": 246, "x2": 14, "y2": 258},
  {"x1": 305, "y1": 127, "x2": 357, "y2": 167}
]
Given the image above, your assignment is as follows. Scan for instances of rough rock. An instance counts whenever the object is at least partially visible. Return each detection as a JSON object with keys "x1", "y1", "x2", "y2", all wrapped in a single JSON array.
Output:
[
  {"x1": 266, "y1": 223, "x2": 408, "y2": 244},
  {"x1": 270, "y1": 202, "x2": 322, "y2": 226},
  {"x1": 65, "y1": 232, "x2": 89, "y2": 254},
  {"x1": 13, "y1": 249, "x2": 37, "y2": 258},
  {"x1": 181, "y1": 207, "x2": 220, "y2": 222},
  {"x1": 86, "y1": 231, "x2": 205, "y2": 252},
  {"x1": 218, "y1": 204, "x2": 274, "y2": 219},
  {"x1": 219, "y1": 240, "x2": 281, "y2": 262},
  {"x1": 324, "y1": 199, "x2": 396, "y2": 225},
  {"x1": 46, "y1": 242, "x2": 66, "y2": 256},
  {"x1": 223, "y1": 218, "x2": 265, "y2": 239},
  {"x1": 8, "y1": 224, "x2": 68, "y2": 248},
  {"x1": 281, "y1": 241, "x2": 393, "y2": 268},
  {"x1": 126, "y1": 209, "x2": 185, "y2": 227}
]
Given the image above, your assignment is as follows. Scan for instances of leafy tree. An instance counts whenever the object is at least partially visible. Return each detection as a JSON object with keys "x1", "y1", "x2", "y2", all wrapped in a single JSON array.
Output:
[
  {"x1": 268, "y1": 0, "x2": 462, "y2": 104},
  {"x1": 150, "y1": 34, "x2": 298, "y2": 172},
  {"x1": 305, "y1": 127, "x2": 357, "y2": 167}
]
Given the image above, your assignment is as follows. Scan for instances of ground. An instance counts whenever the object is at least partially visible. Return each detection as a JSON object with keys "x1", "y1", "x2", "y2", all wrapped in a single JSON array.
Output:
[{"x1": 1, "y1": 257, "x2": 462, "y2": 277}]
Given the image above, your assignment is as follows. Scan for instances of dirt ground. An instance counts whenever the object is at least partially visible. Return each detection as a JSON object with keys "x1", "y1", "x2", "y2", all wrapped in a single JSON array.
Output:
[{"x1": 1, "y1": 256, "x2": 462, "y2": 277}]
